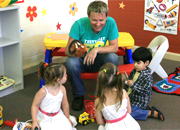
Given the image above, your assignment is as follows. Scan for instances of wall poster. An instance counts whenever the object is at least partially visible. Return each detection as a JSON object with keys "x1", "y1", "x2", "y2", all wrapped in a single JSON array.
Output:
[{"x1": 144, "y1": 0, "x2": 179, "y2": 35}]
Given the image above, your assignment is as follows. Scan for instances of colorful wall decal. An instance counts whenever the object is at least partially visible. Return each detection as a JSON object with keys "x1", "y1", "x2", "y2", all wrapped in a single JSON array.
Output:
[
  {"x1": 56, "y1": 22, "x2": 61, "y2": 30},
  {"x1": 144, "y1": 0, "x2": 179, "y2": 35},
  {"x1": 26, "y1": 6, "x2": 37, "y2": 22},
  {"x1": 69, "y1": 2, "x2": 78, "y2": 16},
  {"x1": 41, "y1": 8, "x2": 47, "y2": 17},
  {"x1": 0, "y1": 0, "x2": 17, "y2": 7},
  {"x1": 119, "y1": 2, "x2": 125, "y2": 9},
  {"x1": 16, "y1": 0, "x2": 24, "y2": 3}
]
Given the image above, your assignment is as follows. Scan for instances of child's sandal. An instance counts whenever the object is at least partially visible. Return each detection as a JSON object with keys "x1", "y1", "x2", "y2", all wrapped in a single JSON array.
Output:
[
  {"x1": 150, "y1": 106, "x2": 165, "y2": 121},
  {"x1": 146, "y1": 105, "x2": 151, "y2": 110}
]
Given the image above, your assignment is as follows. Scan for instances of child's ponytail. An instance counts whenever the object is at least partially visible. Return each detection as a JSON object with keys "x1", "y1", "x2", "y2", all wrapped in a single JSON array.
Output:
[
  {"x1": 117, "y1": 73, "x2": 125, "y2": 89},
  {"x1": 38, "y1": 61, "x2": 47, "y2": 79},
  {"x1": 116, "y1": 73, "x2": 125, "y2": 111}
]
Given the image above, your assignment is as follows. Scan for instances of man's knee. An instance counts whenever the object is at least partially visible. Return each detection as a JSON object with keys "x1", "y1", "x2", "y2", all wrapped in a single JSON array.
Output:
[
  {"x1": 66, "y1": 57, "x2": 79, "y2": 68},
  {"x1": 106, "y1": 53, "x2": 119, "y2": 66}
]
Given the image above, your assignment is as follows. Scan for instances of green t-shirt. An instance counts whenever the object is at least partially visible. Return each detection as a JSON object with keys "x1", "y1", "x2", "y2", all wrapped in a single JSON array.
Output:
[{"x1": 69, "y1": 17, "x2": 119, "y2": 53}]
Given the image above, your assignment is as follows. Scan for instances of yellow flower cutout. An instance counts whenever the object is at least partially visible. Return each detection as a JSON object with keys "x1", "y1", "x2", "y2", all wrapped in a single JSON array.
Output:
[{"x1": 69, "y1": 2, "x2": 78, "y2": 16}]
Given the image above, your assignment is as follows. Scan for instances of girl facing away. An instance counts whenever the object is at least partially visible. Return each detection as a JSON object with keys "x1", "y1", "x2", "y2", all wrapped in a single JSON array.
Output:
[
  {"x1": 94, "y1": 62, "x2": 141, "y2": 130},
  {"x1": 31, "y1": 62, "x2": 77, "y2": 130}
]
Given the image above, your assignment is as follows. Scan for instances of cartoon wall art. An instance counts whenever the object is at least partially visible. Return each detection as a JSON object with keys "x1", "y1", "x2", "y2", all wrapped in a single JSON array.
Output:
[
  {"x1": 119, "y1": 2, "x2": 125, "y2": 9},
  {"x1": 26, "y1": 6, "x2": 37, "y2": 22},
  {"x1": 144, "y1": 0, "x2": 179, "y2": 35},
  {"x1": 56, "y1": 22, "x2": 61, "y2": 30},
  {"x1": 16, "y1": 0, "x2": 24, "y2": 3},
  {"x1": 41, "y1": 8, "x2": 47, "y2": 17},
  {"x1": 69, "y1": 2, "x2": 78, "y2": 16},
  {"x1": 0, "y1": 0, "x2": 17, "y2": 7}
]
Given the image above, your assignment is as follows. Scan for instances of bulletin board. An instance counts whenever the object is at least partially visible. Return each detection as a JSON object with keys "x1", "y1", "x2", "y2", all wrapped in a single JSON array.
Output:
[{"x1": 144, "y1": 0, "x2": 179, "y2": 35}]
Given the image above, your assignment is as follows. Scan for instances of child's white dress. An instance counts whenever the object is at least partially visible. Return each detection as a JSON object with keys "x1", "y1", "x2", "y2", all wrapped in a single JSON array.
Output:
[
  {"x1": 37, "y1": 86, "x2": 75, "y2": 130},
  {"x1": 98, "y1": 92, "x2": 141, "y2": 130}
]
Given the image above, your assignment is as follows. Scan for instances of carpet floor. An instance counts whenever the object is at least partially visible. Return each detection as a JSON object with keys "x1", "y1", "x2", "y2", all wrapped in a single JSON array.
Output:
[{"x1": 0, "y1": 58, "x2": 180, "y2": 130}]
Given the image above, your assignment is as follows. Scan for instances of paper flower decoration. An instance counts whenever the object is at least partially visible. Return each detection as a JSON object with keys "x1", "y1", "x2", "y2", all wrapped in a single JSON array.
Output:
[
  {"x1": 69, "y1": 2, "x2": 78, "y2": 16},
  {"x1": 26, "y1": 6, "x2": 37, "y2": 22}
]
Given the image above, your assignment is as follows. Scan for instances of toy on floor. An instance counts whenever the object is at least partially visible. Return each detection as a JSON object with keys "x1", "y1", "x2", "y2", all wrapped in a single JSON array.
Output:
[
  {"x1": 12, "y1": 119, "x2": 33, "y2": 130},
  {"x1": 0, "y1": 105, "x2": 3, "y2": 129},
  {"x1": 84, "y1": 95, "x2": 96, "y2": 120},
  {"x1": 78, "y1": 112, "x2": 95, "y2": 126},
  {"x1": 34, "y1": 127, "x2": 41, "y2": 130},
  {"x1": 4, "y1": 118, "x2": 18, "y2": 127},
  {"x1": 12, "y1": 117, "x2": 76, "y2": 130},
  {"x1": 0, "y1": 0, "x2": 18, "y2": 8}
]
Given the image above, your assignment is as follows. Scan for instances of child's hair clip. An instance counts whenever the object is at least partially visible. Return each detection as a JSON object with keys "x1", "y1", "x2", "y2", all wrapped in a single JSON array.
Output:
[
  {"x1": 103, "y1": 69, "x2": 106, "y2": 73},
  {"x1": 44, "y1": 63, "x2": 48, "y2": 68},
  {"x1": 117, "y1": 72, "x2": 120, "y2": 75}
]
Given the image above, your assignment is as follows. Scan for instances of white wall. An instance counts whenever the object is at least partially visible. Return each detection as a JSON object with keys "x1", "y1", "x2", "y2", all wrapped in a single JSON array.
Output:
[{"x1": 14, "y1": 0, "x2": 107, "y2": 75}]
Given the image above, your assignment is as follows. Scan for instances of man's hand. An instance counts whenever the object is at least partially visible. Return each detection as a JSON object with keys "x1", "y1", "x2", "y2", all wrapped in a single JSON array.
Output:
[{"x1": 83, "y1": 48, "x2": 98, "y2": 66}]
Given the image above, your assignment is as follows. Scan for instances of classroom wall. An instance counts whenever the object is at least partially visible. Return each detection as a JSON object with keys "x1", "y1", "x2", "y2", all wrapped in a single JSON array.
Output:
[
  {"x1": 108, "y1": 0, "x2": 180, "y2": 54},
  {"x1": 14, "y1": 0, "x2": 107, "y2": 75},
  {"x1": 12, "y1": 0, "x2": 179, "y2": 75}
]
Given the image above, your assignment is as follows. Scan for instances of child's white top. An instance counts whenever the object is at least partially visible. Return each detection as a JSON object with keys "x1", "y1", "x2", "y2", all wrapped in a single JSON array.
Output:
[
  {"x1": 37, "y1": 85, "x2": 75, "y2": 130},
  {"x1": 39, "y1": 86, "x2": 63, "y2": 113},
  {"x1": 99, "y1": 92, "x2": 141, "y2": 130}
]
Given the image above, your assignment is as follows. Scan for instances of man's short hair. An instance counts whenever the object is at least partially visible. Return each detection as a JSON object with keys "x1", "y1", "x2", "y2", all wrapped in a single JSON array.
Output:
[
  {"x1": 132, "y1": 47, "x2": 152, "y2": 63},
  {"x1": 87, "y1": 1, "x2": 109, "y2": 17}
]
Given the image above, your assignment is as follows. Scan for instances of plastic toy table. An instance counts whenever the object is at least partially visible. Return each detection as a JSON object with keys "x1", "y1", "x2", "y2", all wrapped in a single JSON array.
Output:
[
  {"x1": 40, "y1": 32, "x2": 135, "y2": 88},
  {"x1": 43, "y1": 32, "x2": 134, "y2": 64}
]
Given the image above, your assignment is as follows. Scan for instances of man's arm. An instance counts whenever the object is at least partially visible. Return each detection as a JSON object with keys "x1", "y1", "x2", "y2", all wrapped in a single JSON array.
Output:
[
  {"x1": 94, "y1": 38, "x2": 118, "y2": 54},
  {"x1": 83, "y1": 38, "x2": 118, "y2": 66}
]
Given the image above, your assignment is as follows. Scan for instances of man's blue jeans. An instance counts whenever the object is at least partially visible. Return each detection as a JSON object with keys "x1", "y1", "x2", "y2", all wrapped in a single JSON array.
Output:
[
  {"x1": 130, "y1": 106, "x2": 149, "y2": 121},
  {"x1": 65, "y1": 53, "x2": 119, "y2": 97}
]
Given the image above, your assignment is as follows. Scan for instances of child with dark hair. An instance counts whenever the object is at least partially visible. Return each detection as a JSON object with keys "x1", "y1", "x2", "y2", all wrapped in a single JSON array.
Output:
[
  {"x1": 31, "y1": 61, "x2": 77, "y2": 130},
  {"x1": 126, "y1": 47, "x2": 165, "y2": 121},
  {"x1": 95, "y1": 62, "x2": 140, "y2": 130}
]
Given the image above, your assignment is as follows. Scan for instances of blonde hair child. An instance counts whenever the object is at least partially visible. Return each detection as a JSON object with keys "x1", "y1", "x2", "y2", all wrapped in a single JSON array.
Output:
[{"x1": 94, "y1": 62, "x2": 141, "y2": 130}]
